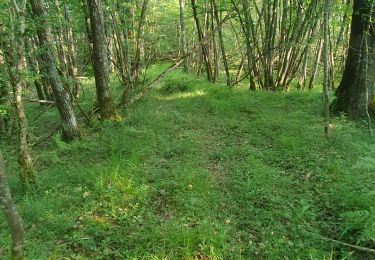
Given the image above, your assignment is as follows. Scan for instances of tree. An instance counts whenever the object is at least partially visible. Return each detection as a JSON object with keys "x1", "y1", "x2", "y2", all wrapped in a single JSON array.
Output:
[
  {"x1": 212, "y1": 0, "x2": 230, "y2": 86},
  {"x1": 11, "y1": 0, "x2": 35, "y2": 185},
  {"x1": 87, "y1": 0, "x2": 117, "y2": 120},
  {"x1": 241, "y1": 0, "x2": 256, "y2": 90},
  {"x1": 0, "y1": 149, "x2": 25, "y2": 259},
  {"x1": 29, "y1": 0, "x2": 80, "y2": 141},
  {"x1": 179, "y1": 0, "x2": 188, "y2": 72},
  {"x1": 191, "y1": 0, "x2": 214, "y2": 82},
  {"x1": 323, "y1": 0, "x2": 330, "y2": 139},
  {"x1": 332, "y1": 0, "x2": 375, "y2": 119}
]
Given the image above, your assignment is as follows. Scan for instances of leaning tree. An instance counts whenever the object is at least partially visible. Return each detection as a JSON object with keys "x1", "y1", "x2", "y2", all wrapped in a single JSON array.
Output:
[
  {"x1": 0, "y1": 149, "x2": 24, "y2": 259},
  {"x1": 332, "y1": 0, "x2": 375, "y2": 119}
]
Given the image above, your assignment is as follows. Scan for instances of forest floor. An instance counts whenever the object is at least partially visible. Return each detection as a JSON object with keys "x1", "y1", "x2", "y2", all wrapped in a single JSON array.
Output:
[{"x1": 1, "y1": 64, "x2": 375, "y2": 259}]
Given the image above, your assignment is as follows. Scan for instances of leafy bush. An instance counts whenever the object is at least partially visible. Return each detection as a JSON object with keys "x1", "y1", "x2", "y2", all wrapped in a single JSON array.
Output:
[{"x1": 160, "y1": 78, "x2": 191, "y2": 95}]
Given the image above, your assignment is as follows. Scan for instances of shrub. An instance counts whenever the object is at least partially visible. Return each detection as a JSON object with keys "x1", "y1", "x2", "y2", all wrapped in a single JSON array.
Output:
[{"x1": 160, "y1": 78, "x2": 191, "y2": 95}]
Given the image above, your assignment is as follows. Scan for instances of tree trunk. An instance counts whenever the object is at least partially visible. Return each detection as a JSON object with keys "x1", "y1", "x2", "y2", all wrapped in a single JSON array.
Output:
[
  {"x1": 332, "y1": 0, "x2": 375, "y2": 119},
  {"x1": 323, "y1": 0, "x2": 331, "y2": 139},
  {"x1": 308, "y1": 36, "x2": 323, "y2": 90},
  {"x1": 25, "y1": 37, "x2": 45, "y2": 102},
  {"x1": 0, "y1": 149, "x2": 25, "y2": 259},
  {"x1": 212, "y1": 0, "x2": 230, "y2": 86},
  {"x1": 87, "y1": 0, "x2": 117, "y2": 120},
  {"x1": 9, "y1": 0, "x2": 36, "y2": 185},
  {"x1": 32, "y1": 36, "x2": 54, "y2": 101},
  {"x1": 63, "y1": 3, "x2": 80, "y2": 99},
  {"x1": 29, "y1": 0, "x2": 80, "y2": 141},
  {"x1": 179, "y1": 0, "x2": 188, "y2": 72},
  {"x1": 191, "y1": 0, "x2": 214, "y2": 82},
  {"x1": 131, "y1": 0, "x2": 149, "y2": 83},
  {"x1": 241, "y1": 0, "x2": 256, "y2": 90}
]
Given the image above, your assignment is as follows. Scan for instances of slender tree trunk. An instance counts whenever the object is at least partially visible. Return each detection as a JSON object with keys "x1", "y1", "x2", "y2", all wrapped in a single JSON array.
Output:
[
  {"x1": 212, "y1": 0, "x2": 230, "y2": 86},
  {"x1": 308, "y1": 36, "x2": 323, "y2": 90},
  {"x1": 0, "y1": 149, "x2": 24, "y2": 260},
  {"x1": 131, "y1": 0, "x2": 149, "y2": 83},
  {"x1": 29, "y1": 0, "x2": 80, "y2": 141},
  {"x1": 323, "y1": 0, "x2": 330, "y2": 139},
  {"x1": 25, "y1": 37, "x2": 45, "y2": 102},
  {"x1": 32, "y1": 36, "x2": 54, "y2": 101},
  {"x1": 63, "y1": 3, "x2": 80, "y2": 99},
  {"x1": 241, "y1": 0, "x2": 256, "y2": 90},
  {"x1": 191, "y1": 0, "x2": 214, "y2": 82},
  {"x1": 211, "y1": 4, "x2": 219, "y2": 82},
  {"x1": 10, "y1": 0, "x2": 35, "y2": 185},
  {"x1": 87, "y1": 0, "x2": 117, "y2": 119},
  {"x1": 179, "y1": 0, "x2": 188, "y2": 72}
]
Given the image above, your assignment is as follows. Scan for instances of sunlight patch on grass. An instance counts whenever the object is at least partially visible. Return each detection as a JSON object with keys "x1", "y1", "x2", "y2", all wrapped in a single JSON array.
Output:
[{"x1": 158, "y1": 89, "x2": 207, "y2": 101}]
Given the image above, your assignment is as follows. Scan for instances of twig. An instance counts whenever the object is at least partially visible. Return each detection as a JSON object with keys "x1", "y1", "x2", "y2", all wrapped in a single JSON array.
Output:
[
  {"x1": 317, "y1": 235, "x2": 375, "y2": 254},
  {"x1": 31, "y1": 103, "x2": 54, "y2": 123},
  {"x1": 31, "y1": 125, "x2": 61, "y2": 147}
]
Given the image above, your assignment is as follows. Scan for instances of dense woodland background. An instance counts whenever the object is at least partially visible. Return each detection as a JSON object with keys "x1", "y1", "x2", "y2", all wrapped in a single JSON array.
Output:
[{"x1": 0, "y1": 0, "x2": 375, "y2": 258}]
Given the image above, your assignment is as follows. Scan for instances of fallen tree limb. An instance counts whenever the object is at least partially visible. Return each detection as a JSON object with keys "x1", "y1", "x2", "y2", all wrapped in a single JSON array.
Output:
[
  {"x1": 23, "y1": 99, "x2": 55, "y2": 104},
  {"x1": 308, "y1": 232, "x2": 375, "y2": 254},
  {"x1": 31, "y1": 103, "x2": 54, "y2": 123},
  {"x1": 318, "y1": 235, "x2": 375, "y2": 254},
  {"x1": 31, "y1": 125, "x2": 61, "y2": 148}
]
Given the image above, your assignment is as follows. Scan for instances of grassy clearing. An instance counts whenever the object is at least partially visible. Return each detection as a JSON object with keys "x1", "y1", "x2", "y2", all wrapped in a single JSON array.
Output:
[{"x1": 1, "y1": 64, "x2": 375, "y2": 258}]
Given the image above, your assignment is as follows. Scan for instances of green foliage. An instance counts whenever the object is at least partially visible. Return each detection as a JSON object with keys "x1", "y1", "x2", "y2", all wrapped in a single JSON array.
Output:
[
  {"x1": 159, "y1": 77, "x2": 192, "y2": 95},
  {"x1": 341, "y1": 207, "x2": 375, "y2": 244},
  {"x1": 1, "y1": 66, "x2": 375, "y2": 258},
  {"x1": 340, "y1": 191, "x2": 375, "y2": 246},
  {"x1": 0, "y1": 104, "x2": 8, "y2": 118}
]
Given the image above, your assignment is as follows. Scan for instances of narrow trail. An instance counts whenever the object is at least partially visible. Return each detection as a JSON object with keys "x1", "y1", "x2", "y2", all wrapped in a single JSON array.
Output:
[{"x1": 2, "y1": 76, "x2": 374, "y2": 259}]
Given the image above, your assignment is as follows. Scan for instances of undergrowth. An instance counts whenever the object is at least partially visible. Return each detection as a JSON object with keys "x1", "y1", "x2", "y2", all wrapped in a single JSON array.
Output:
[{"x1": 0, "y1": 64, "x2": 374, "y2": 259}]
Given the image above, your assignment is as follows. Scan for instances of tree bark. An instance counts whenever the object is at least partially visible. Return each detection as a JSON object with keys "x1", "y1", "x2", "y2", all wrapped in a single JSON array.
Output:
[
  {"x1": 191, "y1": 0, "x2": 214, "y2": 82},
  {"x1": 332, "y1": 0, "x2": 375, "y2": 118},
  {"x1": 25, "y1": 37, "x2": 45, "y2": 102},
  {"x1": 0, "y1": 149, "x2": 25, "y2": 260},
  {"x1": 179, "y1": 0, "x2": 188, "y2": 72},
  {"x1": 29, "y1": 0, "x2": 80, "y2": 141},
  {"x1": 241, "y1": 0, "x2": 256, "y2": 90},
  {"x1": 63, "y1": 3, "x2": 80, "y2": 99},
  {"x1": 87, "y1": 0, "x2": 117, "y2": 120},
  {"x1": 9, "y1": 0, "x2": 36, "y2": 185},
  {"x1": 212, "y1": 0, "x2": 230, "y2": 86},
  {"x1": 32, "y1": 36, "x2": 54, "y2": 101},
  {"x1": 323, "y1": 0, "x2": 331, "y2": 139},
  {"x1": 131, "y1": 0, "x2": 149, "y2": 83}
]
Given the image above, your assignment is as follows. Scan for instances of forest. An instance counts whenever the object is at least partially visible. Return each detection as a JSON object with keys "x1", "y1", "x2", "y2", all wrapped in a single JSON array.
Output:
[{"x1": 0, "y1": 0, "x2": 375, "y2": 258}]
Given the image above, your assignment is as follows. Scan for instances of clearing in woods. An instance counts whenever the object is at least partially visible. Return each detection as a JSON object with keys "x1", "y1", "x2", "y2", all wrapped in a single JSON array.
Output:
[{"x1": 1, "y1": 65, "x2": 374, "y2": 258}]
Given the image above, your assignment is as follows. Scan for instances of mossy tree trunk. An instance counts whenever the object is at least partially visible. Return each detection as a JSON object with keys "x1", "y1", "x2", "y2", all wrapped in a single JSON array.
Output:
[
  {"x1": 7, "y1": 0, "x2": 36, "y2": 185},
  {"x1": 29, "y1": 0, "x2": 80, "y2": 141},
  {"x1": 332, "y1": 0, "x2": 375, "y2": 119}
]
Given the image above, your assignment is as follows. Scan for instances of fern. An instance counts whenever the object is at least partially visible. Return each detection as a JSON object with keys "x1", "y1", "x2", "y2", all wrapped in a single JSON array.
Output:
[
  {"x1": 353, "y1": 156, "x2": 375, "y2": 172},
  {"x1": 340, "y1": 205, "x2": 375, "y2": 245}
]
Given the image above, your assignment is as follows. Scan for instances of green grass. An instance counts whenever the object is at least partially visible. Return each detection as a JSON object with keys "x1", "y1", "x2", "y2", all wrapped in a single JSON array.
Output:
[{"x1": 1, "y1": 65, "x2": 375, "y2": 259}]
